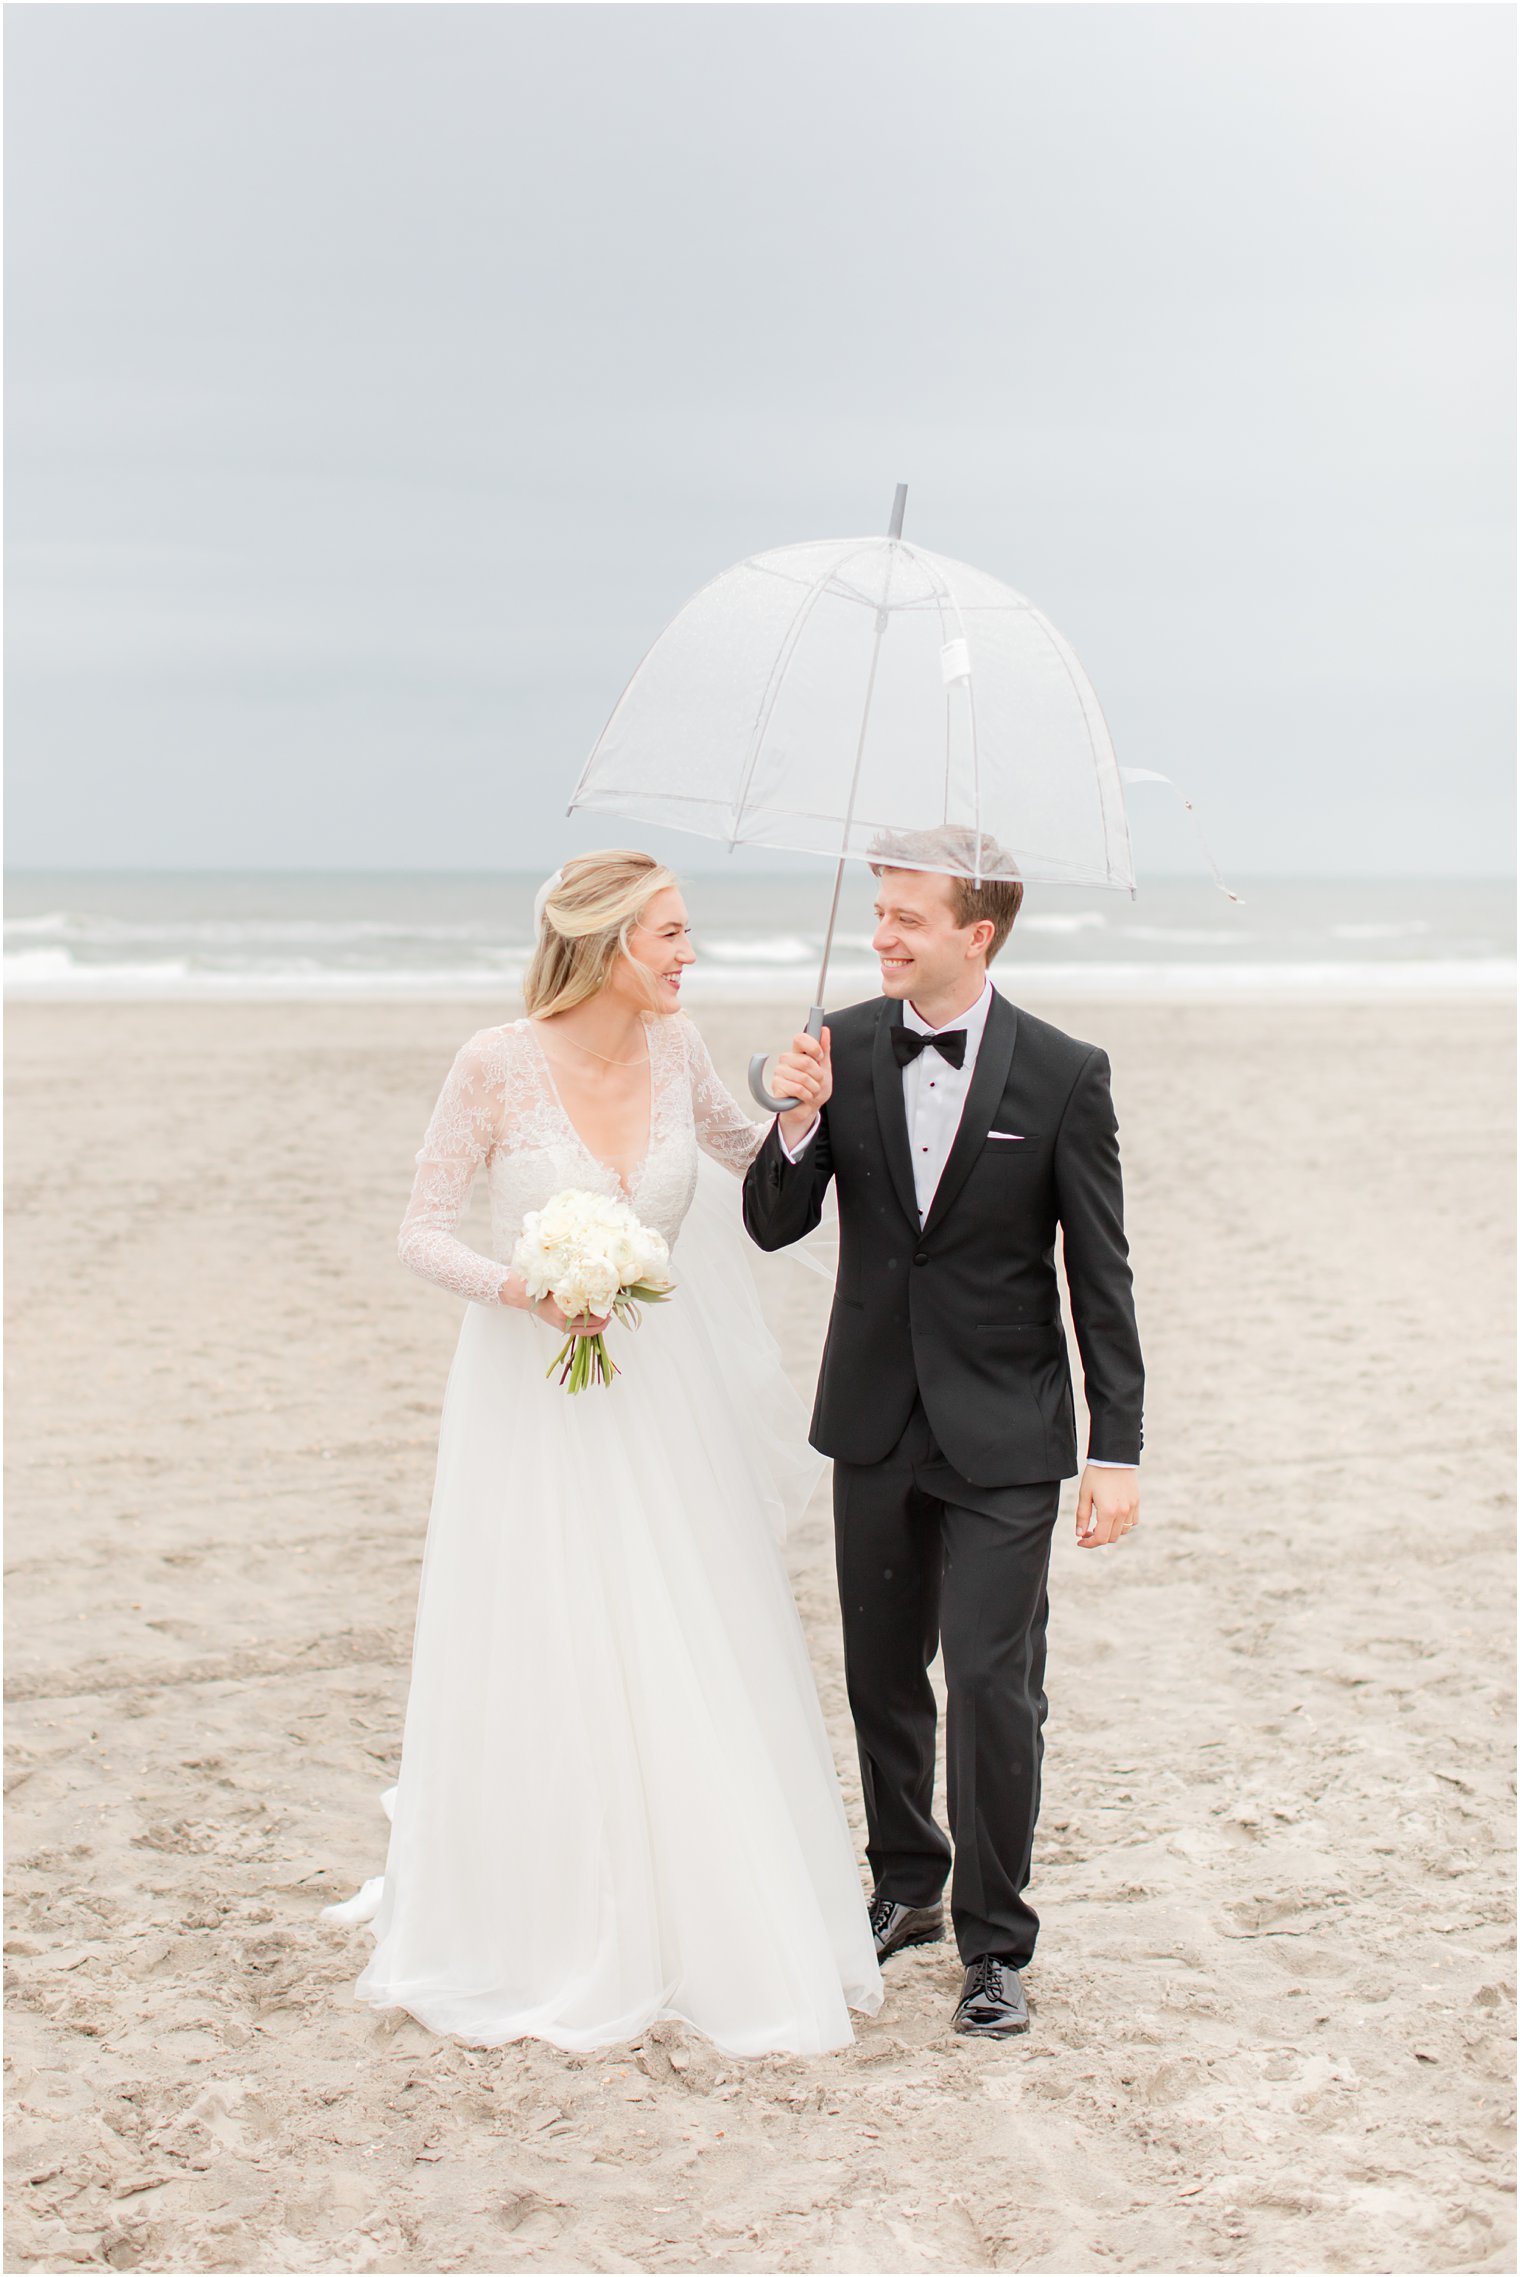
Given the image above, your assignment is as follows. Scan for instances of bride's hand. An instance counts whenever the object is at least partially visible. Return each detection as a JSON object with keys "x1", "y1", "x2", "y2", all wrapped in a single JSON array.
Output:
[{"x1": 499, "y1": 1272, "x2": 611, "y2": 1336}]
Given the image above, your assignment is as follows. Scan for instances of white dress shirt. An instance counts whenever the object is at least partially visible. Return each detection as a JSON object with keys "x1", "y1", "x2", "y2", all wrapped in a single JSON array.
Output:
[
  {"x1": 779, "y1": 976, "x2": 1137, "y2": 1470},
  {"x1": 898, "y1": 974, "x2": 996, "y2": 1220}
]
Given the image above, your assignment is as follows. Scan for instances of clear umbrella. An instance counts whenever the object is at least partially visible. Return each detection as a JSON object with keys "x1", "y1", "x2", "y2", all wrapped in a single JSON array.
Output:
[{"x1": 570, "y1": 487, "x2": 1228, "y2": 1106}]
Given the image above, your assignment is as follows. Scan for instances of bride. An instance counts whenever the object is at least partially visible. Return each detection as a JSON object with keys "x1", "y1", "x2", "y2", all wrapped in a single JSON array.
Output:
[{"x1": 324, "y1": 849, "x2": 882, "y2": 2055}]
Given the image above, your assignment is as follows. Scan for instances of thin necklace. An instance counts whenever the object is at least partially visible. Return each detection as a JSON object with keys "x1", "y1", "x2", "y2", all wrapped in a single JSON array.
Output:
[{"x1": 551, "y1": 1030, "x2": 649, "y2": 1068}]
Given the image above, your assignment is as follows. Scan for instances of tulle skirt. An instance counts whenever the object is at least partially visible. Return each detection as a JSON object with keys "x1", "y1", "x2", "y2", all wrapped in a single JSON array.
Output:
[{"x1": 332, "y1": 1160, "x2": 882, "y2": 2056}]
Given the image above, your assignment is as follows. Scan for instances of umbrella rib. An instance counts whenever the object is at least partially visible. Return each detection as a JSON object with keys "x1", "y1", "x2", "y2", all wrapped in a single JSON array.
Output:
[
  {"x1": 921, "y1": 557, "x2": 960, "y2": 835},
  {"x1": 813, "y1": 538, "x2": 911, "y2": 1003},
  {"x1": 742, "y1": 557, "x2": 877, "y2": 597},
  {"x1": 568, "y1": 550, "x2": 786, "y2": 817},
  {"x1": 726, "y1": 568, "x2": 846, "y2": 846},
  {"x1": 940, "y1": 587, "x2": 953, "y2": 828},
  {"x1": 950, "y1": 582, "x2": 983, "y2": 885},
  {"x1": 726, "y1": 537, "x2": 923, "y2": 848},
  {"x1": 1025, "y1": 604, "x2": 1124, "y2": 886},
  {"x1": 911, "y1": 551, "x2": 979, "y2": 876}
]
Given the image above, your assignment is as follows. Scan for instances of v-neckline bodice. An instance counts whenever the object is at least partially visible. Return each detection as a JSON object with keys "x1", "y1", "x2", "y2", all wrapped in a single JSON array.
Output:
[{"x1": 520, "y1": 1016, "x2": 656, "y2": 1204}]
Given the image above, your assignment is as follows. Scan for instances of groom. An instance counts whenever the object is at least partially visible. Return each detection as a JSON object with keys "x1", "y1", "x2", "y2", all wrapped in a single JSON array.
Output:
[{"x1": 743, "y1": 828, "x2": 1144, "y2": 2039}]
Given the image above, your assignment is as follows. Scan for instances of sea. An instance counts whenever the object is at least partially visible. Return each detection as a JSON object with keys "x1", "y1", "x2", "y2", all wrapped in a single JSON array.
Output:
[{"x1": 4, "y1": 871, "x2": 1514, "y2": 1002}]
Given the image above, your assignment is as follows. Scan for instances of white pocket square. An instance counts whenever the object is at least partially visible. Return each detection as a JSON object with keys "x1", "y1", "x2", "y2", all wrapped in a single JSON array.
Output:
[{"x1": 988, "y1": 1131, "x2": 1027, "y2": 1141}]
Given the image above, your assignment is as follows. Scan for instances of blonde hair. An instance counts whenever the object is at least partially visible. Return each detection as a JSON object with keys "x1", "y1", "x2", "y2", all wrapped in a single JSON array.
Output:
[
  {"x1": 869, "y1": 825, "x2": 1024, "y2": 962},
  {"x1": 524, "y1": 849, "x2": 680, "y2": 1019}
]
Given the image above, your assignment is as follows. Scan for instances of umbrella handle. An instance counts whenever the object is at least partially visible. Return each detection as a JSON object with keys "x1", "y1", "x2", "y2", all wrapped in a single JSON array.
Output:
[{"x1": 747, "y1": 1006, "x2": 825, "y2": 1113}]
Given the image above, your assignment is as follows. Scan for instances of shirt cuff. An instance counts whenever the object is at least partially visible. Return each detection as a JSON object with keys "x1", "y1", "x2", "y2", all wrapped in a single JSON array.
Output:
[
  {"x1": 1086, "y1": 1457, "x2": 1138, "y2": 1469},
  {"x1": 776, "y1": 1114, "x2": 820, "y2": 1163}
]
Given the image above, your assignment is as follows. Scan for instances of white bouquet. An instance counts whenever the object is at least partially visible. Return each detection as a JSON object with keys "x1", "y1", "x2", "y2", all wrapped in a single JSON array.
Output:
[{"x1": 511, "y1": 1188, "x2": 675, "y2": 1394}]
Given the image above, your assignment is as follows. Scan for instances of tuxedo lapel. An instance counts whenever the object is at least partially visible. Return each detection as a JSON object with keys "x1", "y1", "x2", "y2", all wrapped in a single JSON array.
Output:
[
  {"x1": 871, "y1": 1001, "x2": 923, "y2": 1230},
  {"x1": 921, "y1": 990, "x2": 1019, "y2": 1238}
]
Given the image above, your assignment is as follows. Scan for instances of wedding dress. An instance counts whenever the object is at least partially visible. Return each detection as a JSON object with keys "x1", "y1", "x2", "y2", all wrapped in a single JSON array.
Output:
[{"x1": 324, "y1": 1009, "x2": 882, "y2": 2056}]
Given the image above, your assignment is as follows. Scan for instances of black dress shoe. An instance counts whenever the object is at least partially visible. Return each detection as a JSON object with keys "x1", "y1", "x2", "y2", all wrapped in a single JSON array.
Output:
[
  {"x1": 868, "y1": 1889, "x2": 946, "y2": 1962},
  {"x1": 952, "y1": 1956, "x2": 1029, "y2": 2036}
]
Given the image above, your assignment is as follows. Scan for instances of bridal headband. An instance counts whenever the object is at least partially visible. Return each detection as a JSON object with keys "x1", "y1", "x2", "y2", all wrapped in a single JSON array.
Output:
[{"x1": 533, "y1": 867, "x2": 565, "y2": 933}]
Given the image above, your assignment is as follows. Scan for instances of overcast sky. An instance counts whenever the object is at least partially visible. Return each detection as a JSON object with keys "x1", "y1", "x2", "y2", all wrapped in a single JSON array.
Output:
[{"x1": 5, "y1": 2, "x2": 1514, "y2": 876}]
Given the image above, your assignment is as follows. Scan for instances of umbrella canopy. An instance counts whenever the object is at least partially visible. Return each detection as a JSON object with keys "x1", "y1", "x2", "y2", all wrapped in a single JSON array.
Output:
[{"x1": 570, "y1": 519, "x2": 1133, "y2": 891}]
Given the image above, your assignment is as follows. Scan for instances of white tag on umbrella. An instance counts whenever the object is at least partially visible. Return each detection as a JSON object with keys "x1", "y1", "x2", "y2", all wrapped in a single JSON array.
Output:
[{"x1": 939, "y1": 638, "x2": 972, "y2": 685}]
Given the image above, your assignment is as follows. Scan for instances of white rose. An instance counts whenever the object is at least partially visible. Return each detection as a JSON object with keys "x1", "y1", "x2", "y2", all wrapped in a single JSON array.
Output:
[
  {"x1": 551, "y1": 1270, "x2": 590, "y2": 1317},
  {"x1": 537, "y1": 1192, "x2": 582, "y2": 1244},
  {"x1": 514, "y1": 1242, "x2": 556, "y2": 1300},
  {"x1": 630, "y1": 1227, "x2": 670, "y2": 1286},
  {"x1": 512, "y1": 1188, "x2": 673, "y2": 1339}
]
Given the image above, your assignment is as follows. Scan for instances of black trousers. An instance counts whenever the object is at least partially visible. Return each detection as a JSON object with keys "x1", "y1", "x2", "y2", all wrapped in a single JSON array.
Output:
[{"x1": 832, "y1": 1398, "x2": 1061, "y2": 1970}]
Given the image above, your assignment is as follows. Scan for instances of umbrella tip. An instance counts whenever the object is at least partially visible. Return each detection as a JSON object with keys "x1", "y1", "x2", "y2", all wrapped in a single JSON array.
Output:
[{"x1": 888, "y1": 484, "x2": 908, "y2": 540}]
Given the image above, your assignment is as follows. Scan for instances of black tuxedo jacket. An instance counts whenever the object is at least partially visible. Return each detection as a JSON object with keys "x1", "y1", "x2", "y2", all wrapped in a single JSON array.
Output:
[{"x1": 741, "y1": 989, "x2": 1144, "y2": 1486}]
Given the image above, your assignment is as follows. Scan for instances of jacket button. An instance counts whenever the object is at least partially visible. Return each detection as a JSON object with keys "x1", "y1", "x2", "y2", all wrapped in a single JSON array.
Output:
[{"x1": 914, "y1": 1252, "x2": 929, "y2": 1266}]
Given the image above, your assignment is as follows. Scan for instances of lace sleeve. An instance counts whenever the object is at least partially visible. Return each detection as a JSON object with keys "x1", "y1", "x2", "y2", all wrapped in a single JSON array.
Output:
[
  {"x1": 397, "y1": 1031, "x2": 511, "y2": 1306},
  {"x1": 681, "y1": 1016, "x2": 771, "y2": 1176}
]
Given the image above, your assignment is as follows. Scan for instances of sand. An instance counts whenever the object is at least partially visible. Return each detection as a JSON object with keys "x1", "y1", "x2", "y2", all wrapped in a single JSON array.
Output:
[{"x1": 4, "y1": 993, "x2": 1514, "y2": 2276}]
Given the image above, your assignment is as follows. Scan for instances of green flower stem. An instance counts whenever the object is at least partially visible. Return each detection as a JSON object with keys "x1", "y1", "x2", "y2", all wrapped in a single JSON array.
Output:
[{"x1": 543, "y1": 1281, "x2": 674, "y2": 1394}]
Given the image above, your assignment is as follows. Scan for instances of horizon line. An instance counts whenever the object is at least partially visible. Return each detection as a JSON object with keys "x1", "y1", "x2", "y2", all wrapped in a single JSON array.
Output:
[{"x1": 5, "y1": 865, "x2": 1516, "y2": 885}]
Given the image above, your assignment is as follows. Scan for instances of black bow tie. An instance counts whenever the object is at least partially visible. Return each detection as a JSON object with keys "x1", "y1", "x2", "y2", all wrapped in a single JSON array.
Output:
[{"x1": 892, "y1": 1025, "x2": 967, "y2": 1071}]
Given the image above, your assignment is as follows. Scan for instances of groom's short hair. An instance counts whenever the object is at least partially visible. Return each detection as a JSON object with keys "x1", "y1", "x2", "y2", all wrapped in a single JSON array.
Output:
[{"x1": 869, "y1": 826, "x2": 1024, "y2": 962}]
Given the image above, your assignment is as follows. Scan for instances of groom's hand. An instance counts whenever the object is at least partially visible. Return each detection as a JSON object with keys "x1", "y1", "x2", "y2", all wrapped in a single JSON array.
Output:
[
  {"x1": 775, "y1": 1026, "x2": 832, "y2": 1151},
  {"x1": 1075, "y1": 1465, "x2": 1140, "y2": 1548}
]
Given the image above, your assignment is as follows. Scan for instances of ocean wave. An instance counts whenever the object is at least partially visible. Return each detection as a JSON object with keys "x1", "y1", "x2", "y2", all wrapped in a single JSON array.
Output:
[
  {"x1": 6, "y1": 952, "x2": 1513, "y2": 1002},
  {"x1": 6, "y1": 948, "x2": 196, "y2": 984},
  {"x1": 699, "y1": 935, "x2": 816, "y2": 964},
  {"x1": 2, "y1": 914, "x2": 526, "y2": 948},
  {"x1": 1122, "y1": 924, "x2": 1258, "y2": 945},
  {"x1": 3, "y1": 950, "x2": 530, "y2": 995},
  {"x1": 5, "y1": 912, "x2": 74, "y2": 938}
]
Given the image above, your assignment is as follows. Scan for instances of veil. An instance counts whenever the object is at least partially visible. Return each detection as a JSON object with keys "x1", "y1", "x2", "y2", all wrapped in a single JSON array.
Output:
[{"x1": 669, "y1": 1151, "x2": 829, "y2": 1547}]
